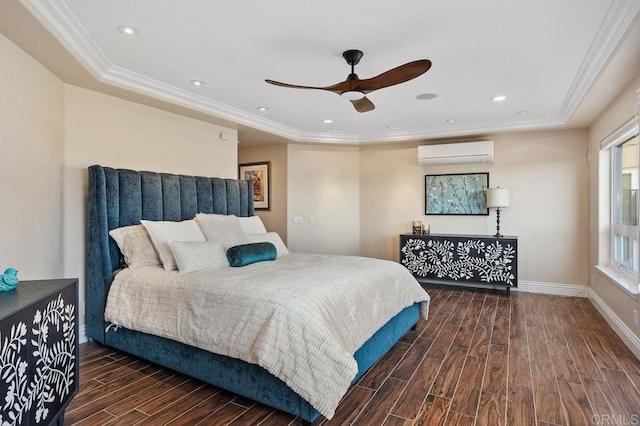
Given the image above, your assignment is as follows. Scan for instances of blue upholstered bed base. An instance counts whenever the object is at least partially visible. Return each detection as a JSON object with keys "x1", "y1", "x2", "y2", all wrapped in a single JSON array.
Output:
[{"x1": 86, "y1": 165, "x2": 419, "y2": 423}]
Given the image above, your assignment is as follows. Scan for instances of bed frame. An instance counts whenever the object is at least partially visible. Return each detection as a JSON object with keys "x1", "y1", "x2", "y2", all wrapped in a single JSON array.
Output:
[{"x1": 86, "y1": 165, "x2": 420, "y2": 424}]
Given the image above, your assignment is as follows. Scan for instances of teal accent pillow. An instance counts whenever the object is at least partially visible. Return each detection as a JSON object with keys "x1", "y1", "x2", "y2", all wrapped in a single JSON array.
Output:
[{"x1": 226, "y1": 242, "x2": 277, "y2": 267}]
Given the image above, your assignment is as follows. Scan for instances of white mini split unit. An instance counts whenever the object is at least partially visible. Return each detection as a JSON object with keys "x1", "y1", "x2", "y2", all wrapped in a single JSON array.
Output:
[{"x1": 418, "y1": 141, "x2": 494, "y2": 166}]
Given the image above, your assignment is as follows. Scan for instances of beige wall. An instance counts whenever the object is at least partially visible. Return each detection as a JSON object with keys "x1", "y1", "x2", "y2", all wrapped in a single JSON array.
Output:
[
  {"x1": 0, "y1": 33, "x2": 64, "y2": 280},
  {"x1": 360, "y1": 129, "x2": 590, "y2": 287},
  {"x1": 589, "y1": 73, "x2": 640, "y2": 337},
  {"x1": 238, "y1": 144, "x2": 288, "y2": 242},
  {"x1": 63, "y1": 85, "x2": 238, "y2": 325},
  {"x1": 287, "y1": 144, "x2": 360, "y2": 255}
]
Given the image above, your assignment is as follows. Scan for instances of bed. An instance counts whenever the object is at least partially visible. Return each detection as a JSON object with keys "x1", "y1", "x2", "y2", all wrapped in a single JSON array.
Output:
[{"x1": 86, "y1": 164, "x2": 429, "y2": 424}]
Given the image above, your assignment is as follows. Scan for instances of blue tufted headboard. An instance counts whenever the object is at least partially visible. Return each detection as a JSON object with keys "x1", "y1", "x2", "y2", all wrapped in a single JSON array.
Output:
[{"x1": 86, "y1": 165, "x2": 254, "y2": 343}]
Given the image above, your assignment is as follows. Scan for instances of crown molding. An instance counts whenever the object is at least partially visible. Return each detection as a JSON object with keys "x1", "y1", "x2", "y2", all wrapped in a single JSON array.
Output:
[
  {"x1": 21, "y1": 0, "x2": 632, "y2": 144},
  {"x1": 558, "y1": 0, "x2": 640, "y2": 122}
]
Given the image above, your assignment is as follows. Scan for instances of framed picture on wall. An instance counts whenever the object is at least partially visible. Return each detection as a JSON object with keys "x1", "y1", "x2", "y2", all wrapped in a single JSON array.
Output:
[
  {"x1": 239, "y1": 161, "x2": 271, "y2": 210},
  {"x1": 425, "y1": 172, "x2": 489, "y2": 215}
]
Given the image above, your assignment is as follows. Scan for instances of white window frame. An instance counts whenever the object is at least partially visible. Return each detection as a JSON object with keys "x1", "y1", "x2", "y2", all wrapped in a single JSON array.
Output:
[{"x1": 602, "y1": 116, "x2": 640, "y2": 276}]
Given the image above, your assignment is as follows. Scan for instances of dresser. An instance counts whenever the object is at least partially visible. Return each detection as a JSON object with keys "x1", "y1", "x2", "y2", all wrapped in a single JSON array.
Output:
[
  {"x1": 0, "y1": 279, "x2": 78, "y2": 425},
  {"x1": 399, "y1": 234, "x2": 518, "y2": 293}
]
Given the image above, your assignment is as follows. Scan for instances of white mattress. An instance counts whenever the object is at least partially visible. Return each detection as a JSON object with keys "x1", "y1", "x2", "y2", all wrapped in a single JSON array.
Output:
[{"x1": 104, "y1": 252, "x2": 430, "y2": 418}]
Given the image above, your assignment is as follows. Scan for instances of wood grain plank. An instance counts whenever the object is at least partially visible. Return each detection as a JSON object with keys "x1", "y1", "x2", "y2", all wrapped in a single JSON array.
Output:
[
  {"x1": 104, "y1": 409, "x2": 148, "y2": 426},
  {"x1": 580, "y1": 329, "x2": 621, "y2": 370},
  {"x1": 507, "y1": 384, "x2": 536, "y2": 426},
  {"x1": 72, "y1": 410, "x2": 116, "y2": 426},
  {"x1": 391, "y1": 337, "x2": 433, "y2": 380},
  {"x1": 144, "y1": 386, "x2": 221, "y2": 425},
  {"x1": 548, "y1": 338, "x2": 581, "y2": 384},
  {"x1": 450, "y1": 355, "x2": 486, "y2": 416},
  {"x1": 557, "y1": 380, "x2": 593, "y2": 426},
  {"x1": 475, "y1": 391, "x2": 506, "y2": 426},
  {"x1": 526, "y1": 323, "x2": 552, "y2": 364},
  {"x1": 445, "y1": 411, "x2": 474, "y2": 425},
  {"x1": 383, "y1": 414, "x2": 414, "y2": 426},
  {"x1": 323, "y1": 386, "x2": 375, "y2": 425},
  {"x1": 226, "y1": 404, "x2": 275, "y2": 426},
  {"x1": 491, "y1": 314, "x2": 510, "y2": 347},
  {"x1": 531, "y1": 361, "x2": 566, "y2": 425},
  {"x1": 414, "y1": 395, "x2": 451, "y2": 426},
  {"x1": 509, "y1": 298, "x2": 527, "y2": 340},
  {"x1": 600, "y1": 367, "x2": 640, "y2": 415},
  {"x1": 430, "y1": 346, "x2": 468, "y2": 398},
  {"x1": 482, "y1": 344, "x2": 508, "y2": 395},
  {"x1": 468, "y1": 321, "x2": 491, "y2": 359},
  {"x1": 392, "y1": 357, "x2": 442, "y2": 419},
  {"x1": 508, "y1": 338, "x2": 532, "y2": 387},
  {"x1": 566, "y1": 332, "x2": 604, "y2": 380},
  {"x1": 427, "y1": 325, "x2": 458, "y2": 360},
  {"x1": 353, "y1": 378, "x2": 407, "y2": 425},
  {"x1": 452, "y1": 316, "x2": 477, "y2": 349}
]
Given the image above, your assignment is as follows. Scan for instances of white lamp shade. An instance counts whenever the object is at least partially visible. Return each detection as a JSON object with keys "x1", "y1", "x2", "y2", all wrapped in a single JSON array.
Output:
[{"x1": 486, "y1": 187, "x2": 510, "y2": 208}]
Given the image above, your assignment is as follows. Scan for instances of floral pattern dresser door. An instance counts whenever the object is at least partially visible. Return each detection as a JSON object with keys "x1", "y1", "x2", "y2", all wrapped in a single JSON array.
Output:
[
  {"x1": 400, "y1": 234, "x2": 517, "y2": 293},
  {"x1": 0, "y1": 279, "x2": 78, "y2": 425}
]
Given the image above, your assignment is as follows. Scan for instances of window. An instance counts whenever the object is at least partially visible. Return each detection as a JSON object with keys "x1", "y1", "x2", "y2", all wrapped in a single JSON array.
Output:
[
  {"x1": 612, "y1": 136, "x2": 639, "y2": 272},
  {"x1": 602, "y1": 116, "x2": 640, "y2": 275}
]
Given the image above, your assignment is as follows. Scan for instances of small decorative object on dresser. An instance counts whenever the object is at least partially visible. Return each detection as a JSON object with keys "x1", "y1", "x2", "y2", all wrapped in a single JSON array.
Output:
[
  {"x1": 0, "y1": 267, "x2": 19, "y2": 291},
  {"x1": 412, "y1": 221, "x2": 422, "y2": 234},
  {"x1": 0, "y1": 279, "x2": 79, "y2": 425},
  {"x1": 400, "y1": 233, "x2": 517, "y2": 294}
]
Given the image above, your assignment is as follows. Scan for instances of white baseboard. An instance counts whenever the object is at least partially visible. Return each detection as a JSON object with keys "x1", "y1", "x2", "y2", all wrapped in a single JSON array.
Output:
[
  {"x1": 587, "y1": 288, "x2": 640, "y2": 360},
  {"x1": 515, "y1": 280, "x2": 588, "y2": 297}
]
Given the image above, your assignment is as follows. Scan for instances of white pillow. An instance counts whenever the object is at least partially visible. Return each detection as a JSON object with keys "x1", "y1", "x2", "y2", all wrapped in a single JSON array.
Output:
[
  {"x1": 109, "y1": 224, "x2": 162, "y2": 269},
  {"x1": 246, "y1": 232, "x2": 289, "y2": 258},
  {"x1": 168, "y1": 240, "x2": 228, "y2": 273},
  {"x1": 195, "y1": 213, "x2": 248, "y2": 249},
  {"x1": 141, "y1": 219, "x2": 205, "y2": 271},
  {"x1": 239, "y1": 215, "x2": 268, "y2": 234}
]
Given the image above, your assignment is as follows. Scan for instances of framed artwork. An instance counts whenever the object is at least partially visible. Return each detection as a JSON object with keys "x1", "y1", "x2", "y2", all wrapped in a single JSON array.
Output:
[
  {"x1": 239, "y1": 161, "x2": 271, "y2": 210},
  {"x1": 425, "y1": 173, "x2": 489, "y2": 215}
]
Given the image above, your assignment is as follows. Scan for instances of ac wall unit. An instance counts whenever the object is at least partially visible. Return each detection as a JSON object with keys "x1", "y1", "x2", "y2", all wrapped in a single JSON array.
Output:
[{"x1": 418, "y1": 141, "x2": 494, "y2": 166}]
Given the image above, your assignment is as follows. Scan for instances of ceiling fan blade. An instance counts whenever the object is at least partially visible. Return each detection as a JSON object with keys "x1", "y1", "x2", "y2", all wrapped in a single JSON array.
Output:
[
  {"x1": 266, "y1": 79, "x2": 353, "y2": 94},
  {"x1": 265, "y1": 79, "x2": 329, "y2": 90},
  {"x1": 355, "y1": 59, "x2": 432, "y2": 92},
  {"x1": 351, "y1": 96, "x2": 375, "y2": 113}
]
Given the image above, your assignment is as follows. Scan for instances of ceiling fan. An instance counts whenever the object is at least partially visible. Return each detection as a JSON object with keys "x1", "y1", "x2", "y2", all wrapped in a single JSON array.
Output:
[{"x1": 265, "y1": 50, "x2": 432, "y2": 113}]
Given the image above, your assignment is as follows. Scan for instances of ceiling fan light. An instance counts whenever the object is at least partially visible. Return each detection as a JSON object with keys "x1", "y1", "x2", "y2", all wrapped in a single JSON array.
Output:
[{"x1": 341, "y1": 90, "x2": 365, "y2": 101}]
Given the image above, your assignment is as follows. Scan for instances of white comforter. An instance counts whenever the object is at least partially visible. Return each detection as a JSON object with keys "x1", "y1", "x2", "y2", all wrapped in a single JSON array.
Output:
[{"x1": 104, "y1": 253, "x2": 430, "y2": 418}]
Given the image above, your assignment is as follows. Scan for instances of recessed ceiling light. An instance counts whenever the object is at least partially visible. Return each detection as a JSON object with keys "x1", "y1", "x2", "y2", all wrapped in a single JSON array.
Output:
[
  {"x1": 492, "y1": 95, "x2": 507, "y2": 102},
  {"x1": 386, "y1": 126, "x2": 400, "y2": 130},
  {"x1": 323, "y1": 119, "x2": 333, "y2": 124},
  {"x1": 256, "y1": 106, "x2": 269, "y2": 112},
  {"x1": 515, "y1": 110, "x2": 529, "y2": 116},
  {"x1": 446, "y1": 119, "x2": 456, "y2": 123},
  {"x1": 117, "y1": 26, "x2": 139, "y2": 36},
  {"x1": 190, "y1": 80, "x2": 205, "y2": 87},
  {"x1": 415, "y1": 93, "x2": 438, "y2": 100}
]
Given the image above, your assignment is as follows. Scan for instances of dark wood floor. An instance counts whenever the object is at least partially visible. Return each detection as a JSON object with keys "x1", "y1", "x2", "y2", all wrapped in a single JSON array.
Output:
[{"x1": 66, "y1": 286, "x2": 640, "y2": 425}]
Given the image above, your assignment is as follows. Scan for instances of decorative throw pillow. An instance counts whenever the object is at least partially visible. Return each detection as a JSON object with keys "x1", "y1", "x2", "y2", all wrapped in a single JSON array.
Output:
[
  {"x1": 238, "y1": 215, "x2": 268, "y2": 234},
  {"x1": 141, "y1": 219, "x2": 205, "y2": 271},
  {"x1": 109, "y1": 225, "x2": 162, "y2": 269},
  {"x1": 245, "y1": 232, "x2": 289, "y2": 258},
  {"x1": 195, "y1": 213, "x2": 249, "y2": 248},
  {"x1": 226, "y1": 242, "x2": 277, "y2": 267},
  {"x1": 168, "y1": 240, "x2": 229, "y2": 273}
]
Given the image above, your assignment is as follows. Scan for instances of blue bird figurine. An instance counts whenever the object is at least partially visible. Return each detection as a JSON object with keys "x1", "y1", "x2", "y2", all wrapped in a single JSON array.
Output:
[{"x1": 0, "y1": 268, "x2": 19, "y2": 291}]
